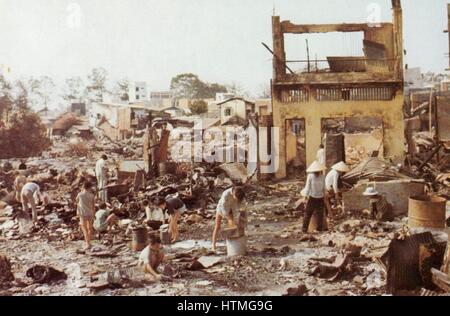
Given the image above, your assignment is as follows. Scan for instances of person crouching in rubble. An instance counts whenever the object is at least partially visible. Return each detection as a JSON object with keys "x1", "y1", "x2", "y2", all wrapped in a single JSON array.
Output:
[
  {"x1": 93, "y1": 203, "x2": 118, "y2": 237},
  {"x1": 155, "y1": 196, "x2": 186, "y2": 243},
  {"x1": 144, "y1": 200, "x2": 166, "y2": 230},
  {"x1": 324, "y1": 161, "x2": 350, "y2": 216},
  {"x1": 138, "y1": 234, "x2": 165, "y2": 281},
  {"x1": 363, "y1": 187, "x2": 394, "y2": 222},
  {"x1": 302, "y1": 161, "x2": 327, "y2": 233},
  {"x1": 212, "y1": 186, "x2": 246, "y2": 252},
  {"x1": 21, "y1": 181, "x2": 43, "y2": 223},
  {"x1": 76, "y1": 181, "x2": 96, "y2": 250}
]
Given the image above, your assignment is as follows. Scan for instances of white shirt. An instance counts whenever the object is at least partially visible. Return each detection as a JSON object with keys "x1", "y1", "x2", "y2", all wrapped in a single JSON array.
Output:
[
  {"x1": 304, "y1": 173, "x2": 325, "y2": 198},
  {"x1": 95, "y1": 159, "x2": 106, "y2": 178},
  {"x1": 316, "y1": 148, "x2": 325, "y2": 166},
  {"x1": 146, "y1": 206, "x2": 166, "y2": 222},
  {"x1": 21, "y1": 182, "x2": 40, "y2": 195},
  {"x1": 325, "y1": 169, "x2": 340, "y2": 193},
  {"x1": 216, "y1": 188, "x2": 239, "y2": 218}
]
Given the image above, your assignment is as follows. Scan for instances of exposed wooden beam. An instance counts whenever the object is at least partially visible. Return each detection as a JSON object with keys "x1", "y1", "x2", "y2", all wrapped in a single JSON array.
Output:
[{"x1": 280, "y1": 21, "x2": 392, "y2": 34}]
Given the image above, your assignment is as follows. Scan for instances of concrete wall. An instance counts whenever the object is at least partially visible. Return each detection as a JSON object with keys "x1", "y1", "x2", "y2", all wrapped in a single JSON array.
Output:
[
  {"x1": 344, "y1": 129, "x2": 384, "y2": 164},
  {"x1": 272, "y1": 93, "x2": 405, "y2": 178},
  {"x1": 342, "y1": 180, "x2": 425, "y2": 216}
]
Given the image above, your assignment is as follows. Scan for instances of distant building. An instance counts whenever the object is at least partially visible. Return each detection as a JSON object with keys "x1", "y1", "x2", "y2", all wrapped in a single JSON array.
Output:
[
  {"x1": 129, "y1": 82, "x2": 149, "y2": 102},
  {"x1": 218, "y1": 97, "x2": 255, "y2": 126},
  {"x1": 255, "y1": 99, "x2": 272, "y2": 116},
  {"x1": 404, "y1": 68, "x2": 425, "y2": 92},
  {"x1": 91, "y1": 102, "x2": 153, "y2": 140},
  {"x1": 215, "y1": 93, "x2": 235, "y2": 102}
]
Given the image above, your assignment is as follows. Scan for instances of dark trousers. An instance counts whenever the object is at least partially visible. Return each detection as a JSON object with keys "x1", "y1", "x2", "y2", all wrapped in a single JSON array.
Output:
[{"x1": 302, "y1": 197, "x2": 325, "y2": 232}]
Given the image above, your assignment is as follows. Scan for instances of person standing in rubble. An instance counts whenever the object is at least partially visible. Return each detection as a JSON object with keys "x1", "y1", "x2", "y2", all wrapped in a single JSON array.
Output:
[
  {"x1": 76, "y1": 181, "x2": 96, "y2": 250},
  {"x1": 14, "y1": 170, "x2": 27, "y2": 203},
  {"x1": 95, "y1": 154, "x2": 108, "y2": 203},
  {"x1": 324, "y1": 161, "x2": 350, "y2": 215},
  {"x1": 212, "y1": 186, "x2": 246, "y2": 252},
  {"x1": 143, "y1": 124, "x2": 160, "y2": 176},
  {"x1": 316, "y1": 144, "x2": 326, "y2": 167},
  {"x1": 302, "y1": 161, "x2": 326, "y2": 233},
  {"x1": 21, "y1": 181, "x2": 43, "y2": 223}
]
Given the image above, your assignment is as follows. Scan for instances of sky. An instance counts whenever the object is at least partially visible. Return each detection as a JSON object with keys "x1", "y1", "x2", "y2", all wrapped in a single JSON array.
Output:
[{"x1": 0, "y1": 0, "x2": 448, "y2": 99}]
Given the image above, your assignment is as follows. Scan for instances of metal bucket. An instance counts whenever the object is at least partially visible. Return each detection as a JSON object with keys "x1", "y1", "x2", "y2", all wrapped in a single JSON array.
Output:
[
  {"x1": 408, "y1": 195, "x2": 446, "y2": 229},
  {"x1": 226, "y1": 236, "x2": 247, "y2": 257},
  {"x1": 131, "y1": 227, "x2": 148, "y2": 252}
]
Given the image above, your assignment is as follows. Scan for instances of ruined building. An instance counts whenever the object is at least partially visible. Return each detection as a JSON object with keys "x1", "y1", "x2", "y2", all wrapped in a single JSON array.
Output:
[{"x1": 271, "y1": 0, "x2": 405, "y2": 179}]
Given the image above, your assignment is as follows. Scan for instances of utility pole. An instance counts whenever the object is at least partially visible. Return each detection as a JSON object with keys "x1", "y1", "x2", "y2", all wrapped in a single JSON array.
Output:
[{"x1": 306, "y1": 39, "x2": 311, "y2": 73}]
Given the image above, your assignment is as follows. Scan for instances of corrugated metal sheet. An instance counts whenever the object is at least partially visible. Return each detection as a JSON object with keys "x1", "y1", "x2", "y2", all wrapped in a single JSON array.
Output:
[{"x1": 381, "y1": 232, "x2": 437, "y2": 294}]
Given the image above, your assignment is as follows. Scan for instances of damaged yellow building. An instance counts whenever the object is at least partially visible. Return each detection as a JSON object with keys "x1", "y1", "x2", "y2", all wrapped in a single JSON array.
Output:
[{"x1": 271, "y1": 0, "x2": 405, "y2": 178}]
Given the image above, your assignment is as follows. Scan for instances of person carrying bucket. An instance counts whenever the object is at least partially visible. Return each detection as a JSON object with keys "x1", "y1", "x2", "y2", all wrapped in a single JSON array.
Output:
[{"x1": 211, "y1": 186, "x2": 246, "y2": 252}]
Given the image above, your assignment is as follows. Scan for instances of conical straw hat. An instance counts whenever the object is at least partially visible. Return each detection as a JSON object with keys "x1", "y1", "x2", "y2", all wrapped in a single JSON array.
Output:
[
  {"x1": 306, "y1": 161, "x2": 326, "y2": 173},
  {"x1": 332, "y1": 161, "x2": 350, "y2": 173}
]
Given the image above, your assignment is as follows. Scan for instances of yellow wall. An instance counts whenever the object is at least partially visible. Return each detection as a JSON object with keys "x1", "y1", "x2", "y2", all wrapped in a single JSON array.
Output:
[{"x1": 272, "y1": 93, "x2": 405, "y2": 178}]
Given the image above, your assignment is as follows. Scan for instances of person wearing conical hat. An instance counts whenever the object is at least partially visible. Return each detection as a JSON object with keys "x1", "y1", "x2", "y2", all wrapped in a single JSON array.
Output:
[
  {"x1": 325, "y1": 161, "x2": 350, "y2": 214},
  {"x1": 302, "y1": 161, "x2": 326, "y2": 233},
  {"x1": 363, "y1": 186, "x2": 394, "y2": 222}
]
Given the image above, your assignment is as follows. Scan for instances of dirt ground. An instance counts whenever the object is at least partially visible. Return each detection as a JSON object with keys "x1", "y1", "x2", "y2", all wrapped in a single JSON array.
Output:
[{"x1": 0, "y1": 178, "x2": 403, "y2": 296}]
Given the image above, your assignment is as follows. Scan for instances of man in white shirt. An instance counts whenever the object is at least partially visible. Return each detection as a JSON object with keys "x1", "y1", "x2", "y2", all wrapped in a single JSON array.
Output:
[
  {"x1": 316, "y1": 144, "x2": 326, "y2": 167},
  {"x1": 21, "y1": 181, "x2": 42, "y2": 222},
  {"x1": 302, "y1": 161, "x2": 326, "y2": 233},
  {"x1": 212, "y1": 186, "x2": 245, "y2": 252},
  {"x1": 95, "y1": 155, "x2": 108, "y2": 203},
  {"x1": 325, "y1": 162, "x2": 350, "y2": 214}
]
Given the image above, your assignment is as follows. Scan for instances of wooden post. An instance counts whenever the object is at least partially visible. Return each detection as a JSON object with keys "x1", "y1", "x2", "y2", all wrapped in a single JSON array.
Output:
[{"x1": 429, "y1": 86, "x2": 433, "y2": 133}]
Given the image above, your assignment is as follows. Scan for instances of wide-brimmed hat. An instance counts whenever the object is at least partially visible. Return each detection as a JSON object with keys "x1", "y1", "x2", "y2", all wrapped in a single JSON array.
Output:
[
  {"x1": 363, "y1": 187, "x2": 379, "y2": 196},
  {"x1": 306, "y1": 161, "x2": 326, "y2": 173},
  {"x1": 332, "y1": 161, "x2": 350, "y2": 173}
]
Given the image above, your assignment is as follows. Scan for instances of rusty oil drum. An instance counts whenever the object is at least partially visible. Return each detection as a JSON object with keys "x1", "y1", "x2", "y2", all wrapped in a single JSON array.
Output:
[
  {"x1": 131, "y1": 227, "x2": 148, "y2": 252},
  {"x1": 158, "y1": 162, "x2": 175, "y2": 176},
  {"x1": 408, "y1": 195, "x2": 446, "y2": 229}
]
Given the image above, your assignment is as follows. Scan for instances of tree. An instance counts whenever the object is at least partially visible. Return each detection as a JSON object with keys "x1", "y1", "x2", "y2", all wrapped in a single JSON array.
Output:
[
  {"x1": 85, "y1": 67, "x2": 108, "y2": 103},
  {"x1": 226, "y1": 82, "x2": 248, "y2": 98},
  {"x1": 189, "y1": 100, "x2": 208, "y2": 115},
  {"x1": 27, "y1": 76, "x2": 55, "y2": 109},
  {"x1": 0, "y1": 85, "x2": 50, "y2": 158},
  {"x1": 62, "y1": 76, "x2": 85, "y2": 103},
  {"x1": 113, "y1": 78, "x2": 130, "y2": 101},
  {"x1": 13, "y1": 80, "x2": 29, "y2": 111},
  {"x1": 0, "y1": 76, "x2": 13, "y2": 122},
  {"x1": 257, "y1": 83, "x2": 271, "y2": 98},
  {"x1": 170, "y1": 73, "x2": 227, "y2": 99}
]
